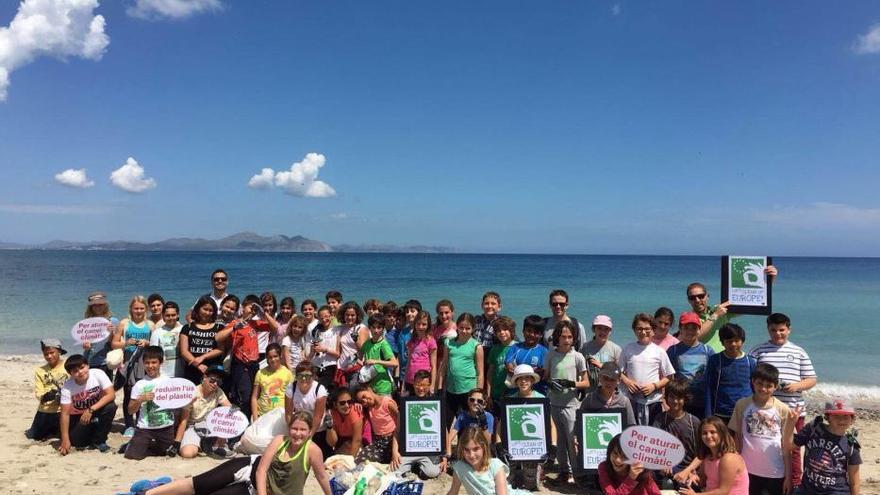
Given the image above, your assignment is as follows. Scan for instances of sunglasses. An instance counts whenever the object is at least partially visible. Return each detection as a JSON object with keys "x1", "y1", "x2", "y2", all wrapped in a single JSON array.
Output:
[
  {"x1": 468, "y1": 397, "x2": 486, "y2": 405},
  {"x1": 336, "y1": 399, "x2": 352, "y2": 406},
  {"x1": 550, "y1": 302, "x2": 567, "y2": 307},
  {"x1": 297, "y1": 373, "x2": 313, "y2": 380},
  {"x1": 207, "y1": 376, "x2": 223, "y2": 385},
  {"x1": 687, "y1": 293, "x2": 707, "y2": 301},
  {"x1": 213, "y1": 277, "x2": 228, "y2": 282}
]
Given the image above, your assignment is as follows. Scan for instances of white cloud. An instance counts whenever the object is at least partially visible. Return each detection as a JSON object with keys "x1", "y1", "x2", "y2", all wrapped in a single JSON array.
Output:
[
  {"x1": 248, "y1": 167, "x2": 275, "y2": 189},
  {"x1": 0, "y1": 0, "x2": 109, "y2": 101},
  {"x1": 54, "y1": 168, "x2": 95, "y2": 188},
  {"x1": 110, "y1": 157, "x2": 156, "y2": 193},
  {"x1": 127, "y1": 0, "x2": 222, "y2": 20},
  {"x1": 0, "y1": 203, "x2": 105, "y2": 214},
  {"x1": 611, "y1": 4, "x2": 621, "y2": 16},
  {"x1": 274, "y1": 153, "x2": 337, "y2": 198},
  {"x1": 853, "y1": 23, "x2": 880, "y2": 54}
]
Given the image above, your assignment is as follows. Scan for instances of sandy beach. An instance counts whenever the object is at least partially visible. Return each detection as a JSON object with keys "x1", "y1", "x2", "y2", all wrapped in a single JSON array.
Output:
[{"x1": 2, "y1": 354, "x2": 877, "y2": 495}]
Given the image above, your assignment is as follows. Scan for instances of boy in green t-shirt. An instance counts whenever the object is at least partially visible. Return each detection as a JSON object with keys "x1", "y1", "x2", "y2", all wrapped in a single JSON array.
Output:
[{"x1": 361, "y1": 314, "x2": 398, "y2": 395}]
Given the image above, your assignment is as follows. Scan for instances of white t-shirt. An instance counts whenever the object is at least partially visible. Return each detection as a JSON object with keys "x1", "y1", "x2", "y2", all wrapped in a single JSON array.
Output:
[
  {"x1": 729, "y1": 396, "x2": 790, "y2": 478},
  {"x1": 131, "y1": 374, "x2": 175, "y2": 429},
  {"x1": 150, "y1": 324, "x2": 183, "y2": 377},
  {"x1": 60, "y1": 368, "x2": 112, "y2": 415},
  {"x1": 285, "y1": 380, "x2": 328, "y2": 431},
  {"x1": 281, "y1": 334, "x2": 311, "y2": 369},
  {"x1": 311, "y1": 326, "x2": 339, "y2": 370},
  {"x1": 618, "y1": 341, "x2": 675, "y2": 404},
  {"x1": 337, "y1": 324, "x2": 366, "y2": 369}
]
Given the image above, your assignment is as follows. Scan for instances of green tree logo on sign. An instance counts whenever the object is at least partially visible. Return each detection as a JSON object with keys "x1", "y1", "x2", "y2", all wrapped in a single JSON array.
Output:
[
  {"x1": 583, "y1": 414, "x2": 622, "y2": 450},
  {"x1": 731, "y1": 257, "x2": 765, "y2": 289},
  {"x1": 508, "y1": 405, "x2": 544, "y2": 441},
  {"x1": 407, "y1": 402, "x2": 440, "y2": 435}
]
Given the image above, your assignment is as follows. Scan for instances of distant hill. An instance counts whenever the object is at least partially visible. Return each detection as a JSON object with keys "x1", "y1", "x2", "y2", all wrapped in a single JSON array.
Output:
[{"x1": 0, "y1": 232, "x2": 453, "y2": 253}]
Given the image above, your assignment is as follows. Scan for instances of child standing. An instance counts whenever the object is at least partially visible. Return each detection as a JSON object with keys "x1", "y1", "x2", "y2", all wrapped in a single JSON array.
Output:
[
  {"x1": 502, "y1": 364, "x2": 546, "y2": 492},
  {"x1": 301, "y1": 299, "x2": 319, "y2": 332},
  {"x1": 448, "y1": 426, "x2": 532, "y2": 495},
  {"x1": 794, "y1": 398, "x2": 861, "y2": 495},
  {"x1": 704, "y1": 323, "x2": 757, "y2": 422},
  {"x1": 651, "y1": 378, "x2": 700, "y2": 484},
  {"x1": 251, "y1": 343, "x2": 294, "y2": 422},
  {"x1": 26, "y1": 339, "x2": 69, "y2": 440},
  {"x1": 125, "y1": 346, "x2": 176, "y2": 459},
  {"x1": 581, "y1": 315, "x2": 622, "y2": 394},
  {"x1": 396, "y1": 300, "x2": 422, "y2": 390},
  {"x1": 336, "y1": 301, "x2": 369, "y2": 386},
  {"x1": 651, "y1": 307, "x2": 679, "y2": 351},
  {"x1": 149, "y1": 301, "x2": 183, "y2": 378},
  {"x1": 440, "y1": 313, "x2": 484, "y2": 422},
  {"x1": 404, "y1": 310, "x2": 438, "y2": 395},
  {"x1": 310, "y1": 306, "x2": 341, "y2": 391},
  {"x1": 728, "y1": 363, "x2": 795, "y2": 495},
  {"x1": 597, "y1": 434, "x2": 661, "y2": 495},
  {"x1": 545, "y1": 320, "x2": 590, "y2": 484},
  {"x1": 360, "y1": 313, "x2": 399, "y2": 395},
  {"x1": 666, "y1": 312, "x2": 714, "y2": 418},
  {"x1": 579, "y1": 362, "x2": 636, "y2": 426},
  {"x1": 473, "y1": 291, "x2": 502, "y2": 353},
  {"x1": 505, "y1": 315, "x2": 549, "y2": 395},
  {"x1": 282, "y1": 315, "x2": 312, "y2": 370},
  {"x1": 113, "y1": 295, "x2": 155, "y2": 435},
  {"x1": 618, "y1": 313, "x2": 675, "y2": 425},
  {"x1": 394, "y1": 369, "x2": 448, "y2": 478},
  {"x1": 486, "y1": 316, "x2": 517, "y2": 418}
]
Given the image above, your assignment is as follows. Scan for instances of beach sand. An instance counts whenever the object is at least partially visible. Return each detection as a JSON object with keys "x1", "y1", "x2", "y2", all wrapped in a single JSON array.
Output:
[{"x1": 2, "y1": 355, "x2": 877, "y2": 495}]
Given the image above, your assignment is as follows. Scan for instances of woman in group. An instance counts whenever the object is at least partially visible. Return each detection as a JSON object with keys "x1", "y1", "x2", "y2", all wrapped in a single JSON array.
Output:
[
  {"x1": 674, "y1": 417, "x2": 749, "y2": 495},
  {"x1": 326, "y1": 387, "x2": 366, "y2": 456},
  {"x1": 335, "y1": 301, "x2": 369, "y2": 386},
  {"x1": 141, "y1": 411, "x2": 332, "y2": 495},
  {"x1": 284, "y1": 361, "x2": 332, "y2": 458},
  {"x1": 81, "y1": 291, "x2": 118, "y2": 378},
  {"x1": 179, "y1": 296, "x2": 224, "y2": 385},
  {"x1": 112, "y1": 295, "x2": 154, "y2": 434}
]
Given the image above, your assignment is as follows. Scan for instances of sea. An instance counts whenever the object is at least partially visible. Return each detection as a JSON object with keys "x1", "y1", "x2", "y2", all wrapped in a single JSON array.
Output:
[{"x1": 1, "y1": 251, "x2": 878, "y2": 405}]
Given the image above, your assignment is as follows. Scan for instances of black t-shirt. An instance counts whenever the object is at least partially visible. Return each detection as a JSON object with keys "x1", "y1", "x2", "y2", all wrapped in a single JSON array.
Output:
[
  {"x1": 794, "y1": 416, "x2": 862, "y2": 495},
  {"x1": 181, "y1": 323, "x2": 223, "y2": 367},
  {"x1": 651, "y1": 410, "x2": 700, "y2": 468}
]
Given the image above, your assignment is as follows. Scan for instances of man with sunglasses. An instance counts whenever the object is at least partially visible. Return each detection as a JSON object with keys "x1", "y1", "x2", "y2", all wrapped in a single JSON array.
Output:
[
  {"x1": 686, "y1": 264, "x2": 777, "y2": 353},
  {"x1": 186, "y1": 269, "x2": 230, "y2": 323},
  {"x1": 542, "y1": 289, "x2": 588, "y2": 351}
]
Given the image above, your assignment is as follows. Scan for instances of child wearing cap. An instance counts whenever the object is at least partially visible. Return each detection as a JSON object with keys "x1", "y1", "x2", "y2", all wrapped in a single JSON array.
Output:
[
  {"x1": 173, "y1": 365, "x2": 232, "y2": 458},
  {"x1": 25, "y1": 339, "x2": 70, "y2": 441},
  {"x1": 793, "y1": 398, "x2": 861, "y2": 495},
  {"x1": 666, "y1": 312, "x2": 715, "y2": 419},
  {"x1": 579, "y1": 362, "x2": 636, "y2": 425},
  {"x1": 581, "y1": 314, "x2": 622, "y2": 394}
]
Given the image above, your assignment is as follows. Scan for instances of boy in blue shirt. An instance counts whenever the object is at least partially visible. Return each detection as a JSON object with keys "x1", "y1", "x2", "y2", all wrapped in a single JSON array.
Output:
[
  {"x1": 505, "y1": 315, "x2": 549, "y2": 395},
  {"x1": 704, "y1": 323, "x2": 757, "y2": 422},
  {"x1": 666, "y1": 312, "x2": 714, "y2": 418}
]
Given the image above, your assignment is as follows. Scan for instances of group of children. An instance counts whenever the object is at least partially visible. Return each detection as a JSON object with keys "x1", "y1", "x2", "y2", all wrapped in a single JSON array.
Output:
[{"x1": 24, "y1": 271, "x2": 862, "y2": 495}]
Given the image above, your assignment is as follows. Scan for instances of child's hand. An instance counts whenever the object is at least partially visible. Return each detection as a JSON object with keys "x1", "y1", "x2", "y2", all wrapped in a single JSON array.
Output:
[
  {"x1": 788, "y1": 405, "x2": 803, "y2": 420},
  {"x1": 639, "y1": 383, "x2": 656, "y2": 397},
  {"x1": 141, "y1": 391, "x2": 155, "y2": 402},
  {"x1": 783, "y1": 474, "x2": 792, "y2": 494},
  {"x1": 390, "y1": 451, "x2": 402, "y2": 470},
  {"x1": 628, "y1": 462, "x2": 644, "y2": 480},
  {"x1": 589, "y1": 357, "x2": 602, "y2": 368},
  {"x1": 59, "y1": 439, "x2": 71, "y2": 456},
  {"x1": 781, "y1": 382, "x2": 800, "y2": 393},
  {"x1": 82, "y1": 341, "x2": 92, "y2": 351}
]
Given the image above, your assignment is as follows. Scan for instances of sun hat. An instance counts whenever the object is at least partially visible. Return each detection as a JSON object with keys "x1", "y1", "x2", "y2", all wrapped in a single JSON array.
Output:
[
  {"x1": 598, "y1": 361, "x2": 621, "y2": 380},
  {"x1": 679, "y1": 312, "x2": 701, "y2": 327},
  {"x1": 40, "y1": 338, "x2": 67, "y2": 355},
  {"x1": 592, "y1": 315, "x2": 613, "y2": 329},
  {"x1": 87, "y1": 291, "x2": 108, "y2": 306},
  {"x1": 506, "y1": 364, "x2": 540, "y2": 388},
  {"x1": 204, "y1": 365, "x2": 229, "y2": 380},
  {"x1": 825, "y1": 398, "x2": 855, "y2": 416}
]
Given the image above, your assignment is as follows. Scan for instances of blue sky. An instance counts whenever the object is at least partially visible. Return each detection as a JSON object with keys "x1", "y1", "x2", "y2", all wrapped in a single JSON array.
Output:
[{"x1": 1, "y1": 1, "x2": 879, "y2": 255}]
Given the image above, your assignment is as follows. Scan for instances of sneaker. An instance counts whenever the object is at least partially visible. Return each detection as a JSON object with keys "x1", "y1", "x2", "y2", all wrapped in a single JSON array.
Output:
[
  {"x1": 93, "y1": 442, "x2": 111, "y2": 453},
  {"x1": 123, "y1": 427, "x2": 135, "y2": 438},
  {"x1": 24, "y1": 428, "x2": 35, "y2": 440},
  {"x1": 130, "y1": 476, "x2": 172, "y2": 492}
]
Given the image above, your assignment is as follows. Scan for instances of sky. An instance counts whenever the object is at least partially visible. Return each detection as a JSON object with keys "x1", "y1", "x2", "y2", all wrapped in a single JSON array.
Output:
[{"x1": 1, "y1": 0, "x2": 879, "y2": 256}]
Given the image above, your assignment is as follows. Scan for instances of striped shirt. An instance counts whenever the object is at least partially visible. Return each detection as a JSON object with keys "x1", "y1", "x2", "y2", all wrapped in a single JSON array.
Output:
[{"x1": 749, "y1": 340, "x2": 816, "y2": 415}]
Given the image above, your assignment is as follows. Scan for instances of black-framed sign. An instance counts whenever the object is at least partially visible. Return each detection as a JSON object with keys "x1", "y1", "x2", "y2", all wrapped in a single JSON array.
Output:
[
  {"x1": 397, "y1": 396, "x2": 446, "y2": 456},
  {"x1": 500, "y1": 397, "x2": 551, "y2": 461},
  {"x1": 575, "y1": 408, "x2": 629, "y2": 472},
  {"x1": 721, "y1": 255, "x2": 773, "y2": 315}
]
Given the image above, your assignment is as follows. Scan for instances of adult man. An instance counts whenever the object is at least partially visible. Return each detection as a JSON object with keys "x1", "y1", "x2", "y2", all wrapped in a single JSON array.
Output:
[
  {"x1": 685, "y1": 264, "x2": 777, "y2": 353},
  {"x1": 542, "y1": 289, "x2": 587, "y2": 351},
  {"x1": 186, "y1": 269, "x2": 230, "y2": 323}
]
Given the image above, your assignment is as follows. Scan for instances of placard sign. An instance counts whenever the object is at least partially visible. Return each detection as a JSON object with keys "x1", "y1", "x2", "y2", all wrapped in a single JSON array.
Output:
[
  {"x1": 576, "y1": 408, "x2": 628, "y2": 472},
  {"x1": 501, "y1": 398, "x2": 551, "y2": 461},
  {"x1": 153, "y1": 378, "x2": 197, "y2": 410},
  {"x1": 619, "y1": 426, "x2": 685, "y2": 471},
  {"x1": 71, "y1": 317, "x2": 113, "y2": 343},
  {"x1": 205, "y1": 406, "x2": 249, "y2": 438},
  {"x1": 721, "y1": 255, "x2": 773, "y2": 315},
  {"x1": 398, "y1": 397, "x2": 446, "y2": 456}
]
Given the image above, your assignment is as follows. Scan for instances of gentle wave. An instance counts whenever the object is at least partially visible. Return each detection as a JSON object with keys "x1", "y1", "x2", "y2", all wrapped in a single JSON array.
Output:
[{"x1": 805, "y1": 383, "x2": 880, "y2": 408}]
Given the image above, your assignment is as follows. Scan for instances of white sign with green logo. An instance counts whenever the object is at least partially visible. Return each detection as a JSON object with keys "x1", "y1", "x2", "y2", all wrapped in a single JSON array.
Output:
[
  {"x1": 728, "y1": 255, "x2": 768, "y2": 307},
  {"x1": 504, "y1": 402, "x2": 548, "y2": 461},
  {"x1": 579, "y1": 411, "x2": 624, "y2": 470},
  {"x1": 402, "y1": 399, "x2": 443, "y2": 454}
]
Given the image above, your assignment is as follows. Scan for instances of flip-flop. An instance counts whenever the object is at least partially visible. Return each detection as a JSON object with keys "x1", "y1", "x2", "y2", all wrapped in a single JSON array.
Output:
[{"x1": 129, "y1": 476, "x2": 172, "y2": 492}]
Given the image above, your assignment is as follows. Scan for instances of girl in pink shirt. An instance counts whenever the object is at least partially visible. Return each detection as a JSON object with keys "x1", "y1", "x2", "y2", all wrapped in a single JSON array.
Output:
[
  {"x1": 354, "y1": 386, "x2": 400, "y2": 468},
  {"x1": 405, "y1": 311, "x2": 437, "y2": 394},
  {"x1": 676, "y1": 416, "x2": 749, "y2": 495}
]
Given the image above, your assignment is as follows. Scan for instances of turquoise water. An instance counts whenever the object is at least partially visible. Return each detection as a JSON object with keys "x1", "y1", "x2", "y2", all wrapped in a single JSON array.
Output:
[{"x1": 1, "y1": 251, "x2": 877, "y2": 394}]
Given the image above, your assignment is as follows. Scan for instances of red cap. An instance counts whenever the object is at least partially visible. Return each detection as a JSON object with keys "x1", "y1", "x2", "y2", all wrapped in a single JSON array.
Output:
[{"x1": 679, "y1": 312, "x2": 701, "y2": 327}]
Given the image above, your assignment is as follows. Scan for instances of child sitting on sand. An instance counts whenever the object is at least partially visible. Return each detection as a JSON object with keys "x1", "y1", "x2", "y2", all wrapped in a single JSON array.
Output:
[
  {"x1": 448, "y1": 426, "x2": 532, "y2": 495},
  {"x1": 26, "y1": 339, "x2": 69, "y2": 441},
  {"x1": 598, "y1": 434, "x2": 661, "y2": 495},
  {"x1": 59, "y1": 354, "x2": 118, "y2": 455}
]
